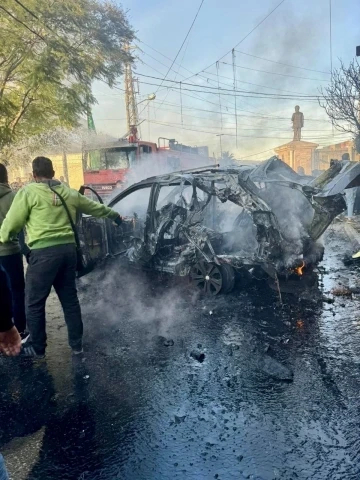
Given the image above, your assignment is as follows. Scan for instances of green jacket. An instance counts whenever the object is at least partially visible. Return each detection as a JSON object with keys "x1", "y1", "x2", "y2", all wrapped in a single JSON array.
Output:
[
  {"x1": 0, "y1": 180, "x2": 119, "y2": 250},
  {"x1": 0, "y1": 183, "x2": 20, "y2": 256}
]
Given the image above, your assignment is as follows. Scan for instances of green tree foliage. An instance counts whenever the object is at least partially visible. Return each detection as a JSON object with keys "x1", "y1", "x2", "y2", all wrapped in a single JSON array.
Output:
[{"x1": 0, "y1": 0, "x2": 134, "y2": 149}]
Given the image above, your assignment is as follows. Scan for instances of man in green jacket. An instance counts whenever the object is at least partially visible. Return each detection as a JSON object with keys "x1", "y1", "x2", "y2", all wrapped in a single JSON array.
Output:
[{"x1": 0, "y1": 156, "x2": 122, "y2": 358}]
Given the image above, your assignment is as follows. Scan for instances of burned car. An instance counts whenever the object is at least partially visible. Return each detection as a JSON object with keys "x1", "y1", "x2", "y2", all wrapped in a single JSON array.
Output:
[{"x1": 78, "y1": 157, "x2": 360, "y2": 295}]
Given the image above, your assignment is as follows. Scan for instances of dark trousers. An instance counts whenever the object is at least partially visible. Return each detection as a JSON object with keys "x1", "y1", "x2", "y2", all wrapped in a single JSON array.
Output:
[
  {"x1": 0, "y1": 253, "x2": 26, "y2": 333},
  {"x1": 26, "y1": 244, "x2": 83, "y2": 354},
  {"x1": 0, "y1": 454, "x2": 9, "y2": 480}
]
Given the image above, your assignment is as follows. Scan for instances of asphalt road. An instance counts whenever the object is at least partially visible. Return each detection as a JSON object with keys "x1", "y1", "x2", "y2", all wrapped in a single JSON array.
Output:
[{"x1": 0, "y1": 224, "x2": 359, "y2": 480}]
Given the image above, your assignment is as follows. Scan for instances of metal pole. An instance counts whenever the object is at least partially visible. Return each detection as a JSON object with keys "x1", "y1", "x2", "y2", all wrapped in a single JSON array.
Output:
[
  {"x1": 232, "y1": 49, "x2": 238, "y2": 149},
  {"x1": 216, "y1": 134, "x2": 223, "y2": 158}
]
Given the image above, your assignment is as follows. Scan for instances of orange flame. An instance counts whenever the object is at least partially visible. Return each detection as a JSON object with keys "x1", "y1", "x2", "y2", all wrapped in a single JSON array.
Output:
[{"x1": 295, "y1": 261, "x2": 305, "y2": 276}]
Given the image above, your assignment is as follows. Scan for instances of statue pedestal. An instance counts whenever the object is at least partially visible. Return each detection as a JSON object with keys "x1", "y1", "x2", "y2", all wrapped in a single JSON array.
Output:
[{"x1": 274, "y1": 140, "x2": 319, "y2": 175}]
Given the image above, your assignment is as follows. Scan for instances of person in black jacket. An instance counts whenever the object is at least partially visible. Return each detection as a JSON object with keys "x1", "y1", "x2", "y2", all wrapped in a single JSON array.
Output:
[
  {"x1": 0, "y1": 266, "x2": 21, "y2": 480},
  {"x1": 0, "y1": 266, "x2": 21, "y2": 356},
  {"x1": 0, "y1": 164, "x2": 28, "y2": 336}
]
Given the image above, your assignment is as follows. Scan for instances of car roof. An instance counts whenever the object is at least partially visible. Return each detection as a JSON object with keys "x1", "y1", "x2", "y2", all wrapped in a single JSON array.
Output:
[{"x1": 129, "y1": 163, "x2": 255, "y2": 187}]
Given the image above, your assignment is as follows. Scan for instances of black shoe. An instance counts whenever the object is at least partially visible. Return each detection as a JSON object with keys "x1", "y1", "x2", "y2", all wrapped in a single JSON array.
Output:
[
  {"x1": 72, "y1": 347, "x2": 84, "y2": 356},
  {"x1": 19, "y1": 343, "x2": 45, "y2": 359}
]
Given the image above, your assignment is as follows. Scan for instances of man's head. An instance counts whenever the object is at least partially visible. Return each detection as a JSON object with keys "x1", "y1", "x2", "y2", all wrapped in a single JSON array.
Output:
[
  {"x1": 342, "y1": 152, "x2": 350, "y2": 161},
  {"x1": 0, "y1": 164, "x2": 8, "y2": 184},
  {"x1": 60, "y1": 176, "x2": 65, "y2": 182},
  {"x1": 32, "y1": 157, "x2": 55, "y2": 180},
  {"x1": 295, "y1": 105, "x2": 300, "y2": 112}
]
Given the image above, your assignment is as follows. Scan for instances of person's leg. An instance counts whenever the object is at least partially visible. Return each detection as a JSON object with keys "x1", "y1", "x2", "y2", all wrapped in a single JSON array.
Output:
[
  {"x1": 0, "y1": 454, "x2": 9, "y2": 480},
  {"x1": 26, "y1": 248, "x2": 62, "y2": 354},
  {"x1": 0, "y1": 253, "x2": 26, "y2": 333},
  {"x1": 346, "y1": 188, "x2": 357, "y2": 218},
  {"x1": 53, "y1": 245, "x2": 83, "y2": 352}
]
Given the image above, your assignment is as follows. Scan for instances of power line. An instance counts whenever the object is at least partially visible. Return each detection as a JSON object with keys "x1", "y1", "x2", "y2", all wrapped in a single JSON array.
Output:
[
  {"x1": 138, "y1": 52, "x2": 266, "y2": 117},
  {"x1": 138, "y1": 80, "x2": 321, "y2": 101},
  {"x1": 151, "y1": 0, "x2": 205, "y2": 95},
  {"x1": 240, "y1": 147, "x2": 279, "y2": 159},
  {"x1": 138, "y1": 42, "x2": 250, "y2": 118},
  {"x1": 147, "y1": 119, "x2": 349, "y2": 140},
  {"x1": 235, "y1": 50, "x2": 330, "y2": 75},
  {"x1": 220, "y1": 61, "x2": 326, "y2": 82},
  {"x1": 95, "y1": 94, "x2": 331, "y2": 123},
  {"x1": 138, "y1": 41, "x2": 278, "y2": 116},
  {"x1": 0, "y1": 5, "x2": 46, "y2": 41},
  {"x1": 136, "y1": 74, "x2": 322, "y2": 99},
  {"x1": 96, "y1": 110, "x2": 334, "y2": 132},
  {"x1": 12, "y1": 0, "x2": 40, "y2": 20},
  {"x1": 181, "y1": 0, "x2": 288, "y2": 82},
  {"x1": 202, "y1": 68, "x2": 315, "y2": 96}
]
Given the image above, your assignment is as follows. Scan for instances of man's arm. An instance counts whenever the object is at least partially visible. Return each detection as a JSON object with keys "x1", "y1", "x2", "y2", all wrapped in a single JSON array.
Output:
[
  {"x1": 77, "y1": 193, "x2": 121, "y2": 222},
  {"x1": 0, "y1": 189, "x2": 30, "y2": 243}
]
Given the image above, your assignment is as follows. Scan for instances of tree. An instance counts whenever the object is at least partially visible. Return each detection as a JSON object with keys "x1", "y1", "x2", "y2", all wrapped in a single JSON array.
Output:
[
  {"x1": 319, "y1": 59, "x2": 360, "y2": 152},
  {"x1": 0, "y1": 0, "x2": 134, "y2": 149},
  {"x1": 220, "y1": 151, "x2": 235, "y2": 165}
]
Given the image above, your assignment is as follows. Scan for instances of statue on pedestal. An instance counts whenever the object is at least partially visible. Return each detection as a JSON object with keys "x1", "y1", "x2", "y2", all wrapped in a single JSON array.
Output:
[{"x1": 291, "y1": 106, "x2": 304, "y2": 141}]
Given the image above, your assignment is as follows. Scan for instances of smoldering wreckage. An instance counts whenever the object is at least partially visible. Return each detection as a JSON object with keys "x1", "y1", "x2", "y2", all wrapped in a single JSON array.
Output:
[{"x1": 78, "y1": 156, "x2": 360, "y2": 296}]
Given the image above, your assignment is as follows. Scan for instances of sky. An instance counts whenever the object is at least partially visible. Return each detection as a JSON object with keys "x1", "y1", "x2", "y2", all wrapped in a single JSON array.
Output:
[{"x1": 92, "y1": 0, "x2": 360, "y2": 160}]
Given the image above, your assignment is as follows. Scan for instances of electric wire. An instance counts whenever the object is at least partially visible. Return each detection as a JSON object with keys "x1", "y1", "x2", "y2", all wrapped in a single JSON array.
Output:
[
  {"x1": 235, "y1": 50, "x2": 330, "y2": 75},
  {"x1": 149, "y1": 0, "x2": 205, "y2": 96},
  {"x1": 181, "y1": 0, "x2": 288, "y2": 83},
  {"x1": 220, "y1": 61, "x2": 327, "y2": 82},
  {"x1": 0, "y1": 5, "x2": 45, "y2": 41}
]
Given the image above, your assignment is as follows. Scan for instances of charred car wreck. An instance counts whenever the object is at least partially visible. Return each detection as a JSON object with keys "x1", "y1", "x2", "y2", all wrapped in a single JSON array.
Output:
[{"x1": 78, "y1": 157, "x2": 360, "y2": 295}]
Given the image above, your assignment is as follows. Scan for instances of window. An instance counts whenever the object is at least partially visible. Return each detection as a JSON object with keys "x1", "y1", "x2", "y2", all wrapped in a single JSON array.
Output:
[
  {"x1": 140, "y1": 145, "x2": 152, "y2": 154},
  {"x1": 112, "y1": 187, "x2": 152, "y2": 219},
  {"x1": 103, "y1": 149, "x2": 129, "y2": 169},
  {"x1": 157, "y1": 184, "x2": 193, "y2": 209}
]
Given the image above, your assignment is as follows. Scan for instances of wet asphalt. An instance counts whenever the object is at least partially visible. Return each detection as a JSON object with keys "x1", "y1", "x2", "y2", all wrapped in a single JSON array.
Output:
[{"x1": 1, "y1": 224, "x2": 360, "y2": 480}]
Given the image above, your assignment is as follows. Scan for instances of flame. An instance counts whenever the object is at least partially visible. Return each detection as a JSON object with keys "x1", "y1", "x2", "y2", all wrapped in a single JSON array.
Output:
[{"x1": 295, "y1": 261, "x2": 305, "y2": 276}]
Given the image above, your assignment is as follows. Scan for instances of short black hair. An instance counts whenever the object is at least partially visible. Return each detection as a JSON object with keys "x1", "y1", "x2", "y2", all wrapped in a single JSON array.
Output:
[
  {"x1": 0, "y1": 164, "x2": 8, "y2": 184},
  {"x1": 32, "y1": 157, "x2": 54, "y2": 179},
  {"x1": 342, "y1": 152, "x2": 350, "y2": 161}
]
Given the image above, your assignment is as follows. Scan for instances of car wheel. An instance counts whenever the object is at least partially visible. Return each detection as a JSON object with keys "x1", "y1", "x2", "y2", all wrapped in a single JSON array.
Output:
[
  {"x1": 190, "y1": 262, "x2": 235, "y2": 295},
  {"x1": 220, "y1": 264, "x2": 235, "y2": 293}
]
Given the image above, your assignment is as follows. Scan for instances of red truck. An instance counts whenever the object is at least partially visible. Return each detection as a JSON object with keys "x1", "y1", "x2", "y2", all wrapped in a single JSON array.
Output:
[{"x1": 83, "y1": 137, "x2": 214, "y2": 201}]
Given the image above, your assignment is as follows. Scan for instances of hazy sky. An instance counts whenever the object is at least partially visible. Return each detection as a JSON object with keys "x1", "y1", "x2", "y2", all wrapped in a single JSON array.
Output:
[{"x1": 92, "y1": 0, "x2": 360, "y2": 159}]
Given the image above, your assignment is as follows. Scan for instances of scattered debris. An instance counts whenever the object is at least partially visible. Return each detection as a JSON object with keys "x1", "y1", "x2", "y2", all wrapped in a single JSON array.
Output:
[
  {"x1": 331, "y1": 287, "x2": 352, "y2": 297},
  {"x1": 174, "y1": 415, "x2": 186, "y2": 424},
  {"x1": 190, "y1": 350, "x2": 206, "y2": 363},
  {"x1": 257, "y1": 354, "x2": 294, "y2": 381}
]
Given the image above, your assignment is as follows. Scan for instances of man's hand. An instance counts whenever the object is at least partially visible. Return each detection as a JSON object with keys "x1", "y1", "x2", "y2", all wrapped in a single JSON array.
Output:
[
  {"x1": 113, "y1": 215, "x2": 123, "y2": 226},
  {"x1": 0, "y1": 327, "x2": 21, "y2": 356}
]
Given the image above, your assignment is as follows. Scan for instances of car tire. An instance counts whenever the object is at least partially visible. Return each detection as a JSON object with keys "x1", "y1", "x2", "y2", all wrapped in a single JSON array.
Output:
[
  {"x1": 220, "y1": 264, "x2": 235, "y2": 293},
  {"x1": 190, "y1": 262, "x2": 235, "y2": 295}
]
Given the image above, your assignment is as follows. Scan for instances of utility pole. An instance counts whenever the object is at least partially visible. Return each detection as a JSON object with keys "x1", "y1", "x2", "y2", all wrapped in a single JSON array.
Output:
[
  {"x1": 216, "y1": 134, "x2": 224, "y2": 159},
  {"x1": 124, "y1": 45, "x2": 139, "y2": 134},
  {"x1": 232, "y1": 49, "x2": 238, "y2": 150}
]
